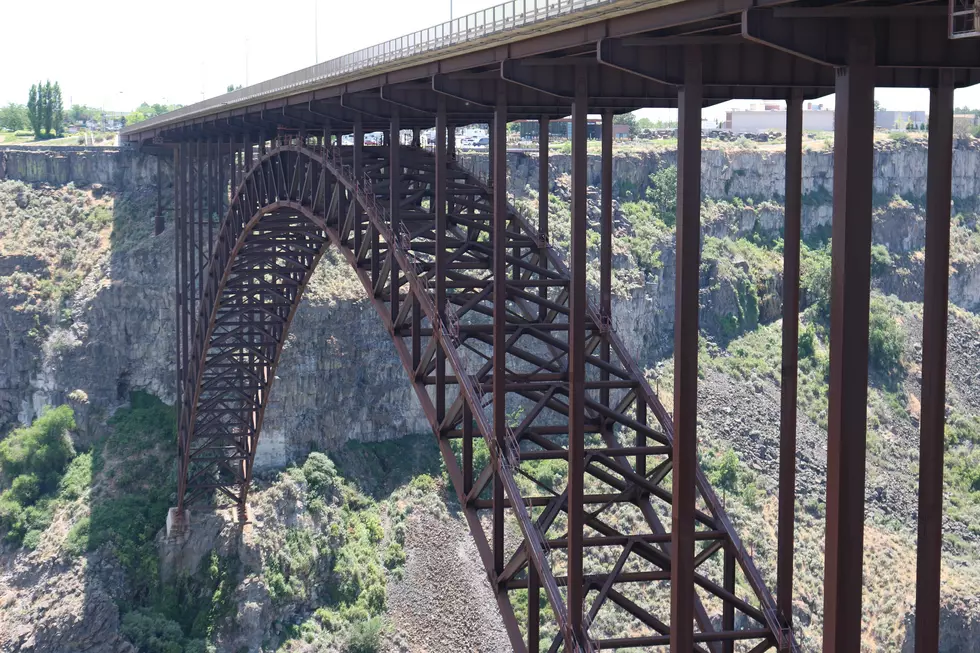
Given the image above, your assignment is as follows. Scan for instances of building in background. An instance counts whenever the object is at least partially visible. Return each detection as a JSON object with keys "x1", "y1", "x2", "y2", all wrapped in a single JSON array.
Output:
[
  {"x1": 875, "y1": 110, "x2": 927, "y2": 130},
  {"x1": 724, "y1": 102, "x2": 834, "y2": 133}
]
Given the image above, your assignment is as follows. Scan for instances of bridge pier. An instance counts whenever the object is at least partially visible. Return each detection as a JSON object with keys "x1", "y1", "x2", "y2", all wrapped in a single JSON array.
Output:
[{"x1": 166, "y1": 507, "x2": 190, "y2": 540}]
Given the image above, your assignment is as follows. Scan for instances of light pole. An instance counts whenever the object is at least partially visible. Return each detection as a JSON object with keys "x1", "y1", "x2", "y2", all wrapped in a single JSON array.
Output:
[{"x1": 314, "y1": 0, "x2": 319, "y2": 64}]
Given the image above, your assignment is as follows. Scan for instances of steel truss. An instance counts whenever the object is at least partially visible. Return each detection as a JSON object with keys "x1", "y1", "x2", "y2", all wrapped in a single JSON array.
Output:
[{"x1": 174, "y1": 137, "x2": 789, "y2": 652}]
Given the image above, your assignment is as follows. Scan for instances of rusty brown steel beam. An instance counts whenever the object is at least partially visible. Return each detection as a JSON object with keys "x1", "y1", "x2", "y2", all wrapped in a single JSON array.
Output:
[
  {"x1": 566, "y1": 68, "x2": 589, "y2": 646},
  {"x1": 672, "y1": 45, "x2": 702, "y2": 653},
  {"x1": 777, "y1": 87, "x2": 803, "y2": 634},
  {"x1": 915, "y1": 69, "x2": 954, "y2": 653},
  {"x1": 822, "y1": 21, "x2": 875, "y2": 653},
  {"x1": 492, "y1": 80, "x2": 508, "y2": 579}
]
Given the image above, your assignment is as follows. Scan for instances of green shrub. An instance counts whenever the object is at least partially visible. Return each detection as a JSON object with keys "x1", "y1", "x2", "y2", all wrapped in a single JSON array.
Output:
[
  {"x1": 120, "y1": 609, "x2": 204, "y2": 653},
  {"x1": 383, "y1": 542, "x2": 406, "y2": 569},
  {"x1": 710, "y1": 450, "x2": 740, "y2": 493},
  {"x1": 870, "y1": 244, "x2": 893, "y2": 277},
  {"x1": 303, "y1": 452, "x2": 338, "y2": 497},
  {"x1": 0, "y1": 405, "x2": 76, "y2": 491},
  {"x1": 798, "y1": 324, "x2": 817, "y2": 360},
  {"x1": 64, "y1": 516, "x2": 90, "y2": 556},
  {"x1": 58, "y1": 452, "x2": 93, "y2": 501},
  {"x1": 645, "y1": 165, "x2": 677, "y2": 226},
  {"x1": 346, "y1": 616, "x2": 384, "y2": 653},
  {"x1": 0, "y1": 405, "x2": 76, "y2": 546},
  {"x1": 868, "y1": 298, "x2": 904, "y2": 376}
]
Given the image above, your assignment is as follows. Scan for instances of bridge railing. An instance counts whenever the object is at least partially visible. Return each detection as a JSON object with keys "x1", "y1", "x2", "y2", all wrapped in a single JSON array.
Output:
[{"x1": 124, "y1": 0, "x2": 620, "y2": 134}]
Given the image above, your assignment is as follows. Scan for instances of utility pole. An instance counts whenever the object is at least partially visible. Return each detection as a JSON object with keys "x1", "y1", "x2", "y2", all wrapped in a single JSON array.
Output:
[{"x1": 314, "y1": 0, "x2": 319, "y2": 64}]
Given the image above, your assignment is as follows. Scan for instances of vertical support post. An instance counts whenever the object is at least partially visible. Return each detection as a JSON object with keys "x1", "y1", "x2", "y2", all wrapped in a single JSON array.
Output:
[
  {"x1": 538, "y1": 116, "x2": 549, "y2": 242},
  {"x1": 671, "y1": 45, "x2": 702, "y2": 653},
  {"x1": 244, "y1": 132, "x2": 251, "y2": 173},
  {"x1": 412, "y1": 127, "x2": 420, "y2": 147},
  {"x1": 488, "y1": 121, "x2": 495, "y2": 188},
  {"x1": 208, "y1": 138, "x2": 215, "y2": 253},
  {"x1": 390, "y1": 109, "x2": 401, "y2": 321},
  {"x1": 217, "y1": 136, "x2": 225, "y2": 225},
  {"x1": 529, "y1": 561, "x2": 540, "y2": 653},
  {"x1": 600, "y1": 109, "x2": 614, "y2": 409},
  {"x1": 353, "y1": 117, "x2": 364, "y2": 256},
  {"x1": 191, "y1": 139, "x2": 200, "y2": 339},
  {"x1": 435, "y1": 97, "x2": 448, "y2": 425},
  {"x1": 567, "y1": 71, "x2": 588, "y2": 643},
  {"x1": 448, "y1": 123, "x2": 456, "y2": 159},
  {"x1": 723, "y1": 544, "x2": 736, "y2": 653},
  {"x1": 600, "y1": 109, "x2": 613, "y2": 321},
  {"x1": 538, "y1": 116, "x2": 549, "y2": 323},
  {"x1": 463, "y1": 401, "x2": 474, "y2": 495},
  {"x1": 174, "y1": 143, "x2": 184, "y2": 454},
  {"x1": 822, "y1": 22, "x2": 875, "y2": 653},
  {"x1": 155, "y1": 154, "x2": 164, "y2": 235},
  {"x1": 915, "y1": 70, "x2": 954, "y2": 653},
  {"x1": 636, "y1": 396, "x2": 646, "y2": 477},
  {"x1": 492, "y1": 81, "x2": 508, "y2": 578},
  {"x1": 778, "y1": 88, "x2": 804, "y2": 628}
]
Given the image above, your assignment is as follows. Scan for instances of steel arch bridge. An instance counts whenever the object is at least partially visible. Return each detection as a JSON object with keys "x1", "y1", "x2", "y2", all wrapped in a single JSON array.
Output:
[
  {"x1": 171, "y1": 139, "x2": 784, "y2": 652},
  {"x1": 126, "y1": 0, "x2": 980, "y2": 650}
]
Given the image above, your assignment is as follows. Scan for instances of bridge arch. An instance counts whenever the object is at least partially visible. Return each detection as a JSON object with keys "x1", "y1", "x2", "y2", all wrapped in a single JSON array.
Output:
[{"x1": 173, "y1": 141, "x2": 782, "y2": 652}]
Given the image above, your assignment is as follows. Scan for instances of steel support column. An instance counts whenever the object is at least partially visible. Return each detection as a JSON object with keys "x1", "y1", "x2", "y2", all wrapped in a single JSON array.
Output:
[
  {"x1": 778, "y1": 88, "x2": 804, "y2": 629},
  {"x1": 492, "y1": 82, "x2": 508, "y2": 577},
  {"x1": 390, "y1": 108, "x2": 402, "y2": 325},
  {"x1": 529, "y1": 562, "x2": 540, "y2": 653},
  {"x1": 353, "y1": 117, "x2": 364, "y2": 255},
  {"x1": 448, "y1": 124, "x2": 456, "y2": 159},
  {"x1": 434, "y1": 99, "x2": 447, "y2": 424},
  {"x1": 567, "y1": 71, "x2": 589, "y2": 643},
  {"x1": 538, "y1": 116, "x2": 550, "y2": 323},
  {"x1": 823, "y1": 22, "x2": 875, "y2": 653},
  {"x1": 915, "y1": 70, "x2": 954, "y2": 653},
  {"x1": 600, "y1": 110, "x2": 614, "y2": 410},
  {"x1": 671, "y1": 45, "x2": 702, "y2": 653},
  {"x1": 723, "y1": 544, "x2": 736, "y2": 653},
  {"x1": 155, "y1": 155, "x2": 164, "y2": 235}
]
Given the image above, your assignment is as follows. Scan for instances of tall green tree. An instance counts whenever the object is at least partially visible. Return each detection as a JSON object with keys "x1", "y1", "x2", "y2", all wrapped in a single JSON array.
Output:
[
  {"x1": 41, "y1": 81, "x2": 53, "y2": 136},
  {"x1": 52, "y1": 83, "x2": 63, "y2": 136},
  {"x1": 27, "y1": 85, "x2": 40, "y2": 138}
]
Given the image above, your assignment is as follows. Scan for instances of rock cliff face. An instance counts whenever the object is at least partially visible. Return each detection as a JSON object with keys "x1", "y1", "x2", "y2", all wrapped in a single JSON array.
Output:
[
  {"x1": 3, "y1": 142, "x2": 980, "y2": 652},
  {"x1": 7, "y1": 140, "x2": 980, "y2": 461}
]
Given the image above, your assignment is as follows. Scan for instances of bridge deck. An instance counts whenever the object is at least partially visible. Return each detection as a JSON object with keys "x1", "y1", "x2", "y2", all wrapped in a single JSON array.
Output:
[{"x1": 142, "y1": 0, "x2": 978, "y2": 650}]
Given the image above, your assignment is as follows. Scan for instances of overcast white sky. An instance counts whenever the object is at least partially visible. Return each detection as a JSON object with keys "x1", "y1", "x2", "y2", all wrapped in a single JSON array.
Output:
[{"x1": 3, "y1": 0, "x2": 980, "y2": 122}]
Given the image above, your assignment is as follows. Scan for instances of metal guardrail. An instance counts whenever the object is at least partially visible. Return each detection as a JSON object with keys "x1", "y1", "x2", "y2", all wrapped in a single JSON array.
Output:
[{"x1": 124, "y1": 0, "x2": 622, "y2": 134}]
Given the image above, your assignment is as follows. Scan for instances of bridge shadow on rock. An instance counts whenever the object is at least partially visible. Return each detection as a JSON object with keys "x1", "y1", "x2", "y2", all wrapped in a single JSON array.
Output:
[
  {"x1": 78, "y1": 391, "x2": 235, "y2": 653},
  {"x1": 327, "y1": 433, "x2": 444, "y2": 501}
]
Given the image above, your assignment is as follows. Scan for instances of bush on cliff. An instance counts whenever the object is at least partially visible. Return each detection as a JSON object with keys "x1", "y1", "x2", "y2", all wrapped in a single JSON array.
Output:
[{"x1": 0, "y1": 404, "x2": 77, "y2": 546}]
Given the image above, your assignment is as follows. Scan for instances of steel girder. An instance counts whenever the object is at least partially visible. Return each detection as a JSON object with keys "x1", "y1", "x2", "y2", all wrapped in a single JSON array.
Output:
[{"x1": 174, "y1": 141, "x2": 791, "y2": 652}]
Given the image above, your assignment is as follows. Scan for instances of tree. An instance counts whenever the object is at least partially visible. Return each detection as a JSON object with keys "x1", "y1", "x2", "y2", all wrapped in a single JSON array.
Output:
[
  {"x1": 27, "y1": 84, "x2": 40, "y2": 138},
  {"x1": 873, "y1": 99, "x2": 883, "y2": 113},
  {"x1": 636, "y1": 117, "x2": 654, "y2": 131},
  {"x1": 226, "y1": 84, "x2": 243, "y2": 92},
  {"x1": 52, "y1": 83, "x2": 63, "y2": 136},
  {"x1": 41, "y1": 81, "x2": 53, "y2": 136},
  {"x1": 0, "y1": 103, "x2": 28, "y2": 131},
  {"x1": 614, "y1": 111, "x2": 638, "y2": 136},
  {"x1": 645, "y1": 165, "x2": 678, "y2": 226}
]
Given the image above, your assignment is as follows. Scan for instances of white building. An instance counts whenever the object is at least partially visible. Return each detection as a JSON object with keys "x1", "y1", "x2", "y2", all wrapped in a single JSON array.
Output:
[{"x1": 725, "y1": 108, "x2": 835, "y2": 133}]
